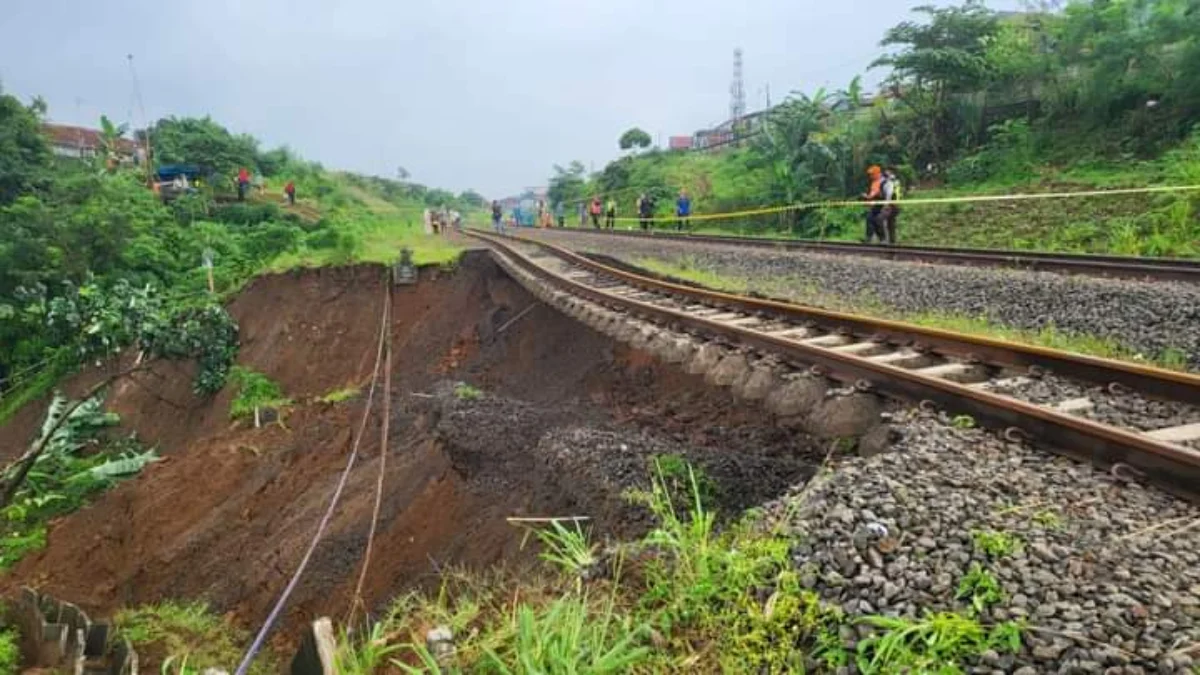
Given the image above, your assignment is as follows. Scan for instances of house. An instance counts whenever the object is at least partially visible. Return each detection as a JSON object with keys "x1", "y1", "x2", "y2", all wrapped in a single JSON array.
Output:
[
  {"x1": 42, "y1": 123, "x2": 140, "y2": 161},
  {"x1": 668, "y1": 136, "x2": 694, "y2": 151},
  {"x1": 693, "y1": 107, "x2": 772, "y2": 151}
]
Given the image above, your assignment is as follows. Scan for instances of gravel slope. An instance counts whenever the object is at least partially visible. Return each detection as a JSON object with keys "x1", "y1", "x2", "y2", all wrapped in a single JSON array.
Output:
[
  {"x1": 766, "y1": 407, "x2": 1200, "y2": 674},
  {"x1": 523, "y1": 230, "x2": 1200, "y2": 369}
]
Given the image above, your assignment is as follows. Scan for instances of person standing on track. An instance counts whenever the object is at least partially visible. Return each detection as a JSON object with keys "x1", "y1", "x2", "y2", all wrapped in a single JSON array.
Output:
[
  {"x1": 862, "y1": 165, "x2": 885, "y2": 244},
  {"x1": 589, "y1": 196, "x2": 603, "y2": 229},
  {"x1": 605, "y1": 197, "x2": 616, "y2": 229},
  {"x1": 555, "y1": 201, "x2": 565, "y2": 227},
  {"x1": 491, "y1": 200, "x2": 503, "y2": 233},
  {"x1": 637, "y1": 193, "x2": 653, "y2": 231},
  {"x1": 881, "y1": 167, "x2": 901, "y2": 245},
  {"x1": 675, "y1": 189, "x2": 691, "y2": 231}
]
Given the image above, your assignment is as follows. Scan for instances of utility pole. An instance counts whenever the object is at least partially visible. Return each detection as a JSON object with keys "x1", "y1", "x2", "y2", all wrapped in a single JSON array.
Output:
[{"x1": 730, "y1": 48, "x2": 746, "y2": 123}]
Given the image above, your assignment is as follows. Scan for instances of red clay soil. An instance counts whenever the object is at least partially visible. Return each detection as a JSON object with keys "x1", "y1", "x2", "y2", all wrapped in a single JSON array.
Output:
[{"x1": 0, "y1": 251, "x2": 818, "y2": 654}]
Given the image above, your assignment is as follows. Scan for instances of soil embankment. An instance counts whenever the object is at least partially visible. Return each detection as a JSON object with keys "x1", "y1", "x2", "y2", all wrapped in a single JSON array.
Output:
[{"x1": 1, "y1": 251, "x2": 818, "y2": 644}]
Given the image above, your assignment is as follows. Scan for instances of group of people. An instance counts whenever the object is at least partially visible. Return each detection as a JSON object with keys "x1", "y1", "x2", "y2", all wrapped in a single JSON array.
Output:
[
  {"x1": 424, "y1": 207, "x2": 462, "y2": 235},
  {"x1": 862, "y1": 165, "x2": 901, "y2": 245},
  {"x1": 236, "y1": 167, "x2": 296, "y2": 205}
]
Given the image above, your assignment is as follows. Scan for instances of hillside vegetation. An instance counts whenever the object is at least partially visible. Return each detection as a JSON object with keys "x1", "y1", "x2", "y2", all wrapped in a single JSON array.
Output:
[
  {"x1": 0, "y1": 93, "x2": 475, "y2": 419},
  {"x1": 549, "y1": 0, "x2": 1200, "y2": 257}
]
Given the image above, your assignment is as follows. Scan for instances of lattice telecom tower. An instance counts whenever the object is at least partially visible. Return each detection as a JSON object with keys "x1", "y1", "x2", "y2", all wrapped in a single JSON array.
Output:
[{"x1": 730, "y1": 48, "x2": 746, "y2": 123}]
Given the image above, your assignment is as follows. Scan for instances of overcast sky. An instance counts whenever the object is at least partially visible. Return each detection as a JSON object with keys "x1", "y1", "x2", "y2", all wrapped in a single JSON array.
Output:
[{"x1": 0, "y1": 0, "x2": 1017, "y2": 198}]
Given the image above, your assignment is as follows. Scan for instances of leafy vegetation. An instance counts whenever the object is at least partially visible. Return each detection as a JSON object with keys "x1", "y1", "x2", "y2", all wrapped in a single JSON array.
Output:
[
  {"x1": 336, "y1": 459, "x2": 1025, "y2": 672},
  {"x1": 0, "y1": 627, "x2": 17, "y2": 675},
  {"x1": 548, "y1": 0, "x2": 1200, "y2": 257},
  {"x1": 228, "y1": 366, "x2": 290, "y2": 422},
  {"x1": 0, "y1": 393, "x2": 158, "y2": 570},
  {"x1": 0, "y1": 84, "x2": 475, "y2": 421},
  {"x1": 971, "y1": 529, "x2": 1023, "y2": 558},
  {"x1": 115, "y1": 601, "x2": 278, "y2": 675}
]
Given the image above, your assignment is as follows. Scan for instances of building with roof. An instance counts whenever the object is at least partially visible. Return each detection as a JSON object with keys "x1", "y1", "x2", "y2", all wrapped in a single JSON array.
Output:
[{"x1": 42, "y1": 123, "x2": 140, "y2": 161}]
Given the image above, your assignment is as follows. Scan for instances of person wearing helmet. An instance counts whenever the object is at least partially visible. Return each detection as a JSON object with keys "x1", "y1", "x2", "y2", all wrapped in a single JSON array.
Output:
[{"x1": 862, "y1": 165, "x2": 885, "y2": 244}]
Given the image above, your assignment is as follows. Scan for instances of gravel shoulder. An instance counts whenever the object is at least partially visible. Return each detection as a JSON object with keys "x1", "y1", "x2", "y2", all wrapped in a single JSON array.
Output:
[
  {"x1": 767, "y1": 407, "x2": 1200, "y2": 673},
  {"x1": 523, "y1": 229, "x2": 1200, "y2": 370}
]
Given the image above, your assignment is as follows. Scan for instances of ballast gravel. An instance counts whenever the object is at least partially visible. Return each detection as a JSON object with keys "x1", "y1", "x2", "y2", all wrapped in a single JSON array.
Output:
[
  {"x1": 762, "y1": 407, "x2": 1200, "y2": 674},
  {"x1": 521, "y1": 230, "x2": 1200, "y2": 369}
]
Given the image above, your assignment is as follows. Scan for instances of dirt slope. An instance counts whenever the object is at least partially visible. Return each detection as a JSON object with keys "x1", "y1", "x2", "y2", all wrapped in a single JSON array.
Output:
[{"x1": 1, "y1": 251, "x2": 818, "y2": 649}]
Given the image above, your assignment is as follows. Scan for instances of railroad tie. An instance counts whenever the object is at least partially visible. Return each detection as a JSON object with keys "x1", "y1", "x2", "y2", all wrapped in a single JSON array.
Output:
[{"x1": 1143, "y1": 422, "x2": 1200, "y2": 444}]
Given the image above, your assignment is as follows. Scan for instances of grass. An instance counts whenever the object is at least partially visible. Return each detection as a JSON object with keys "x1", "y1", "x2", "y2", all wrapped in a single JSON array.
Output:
[
  {"x1": 630, "y1": 256, "x2": 1192, "y2": 371},
  {"x1": 270, "y1": 217, "x2": 463, "y2": 271},
  {"x1": 115, "y1": 601, "x2": 278, "y2": 674},
  {"x1": 335, "y1": 459, "x2": 1025, "y2": 673},
  {"x1": 453, "y1": 383, "x2": 483, "y2": 401},
  {"x1": 971, "y1": 529, "x2": 1023, "y2": 558},
  {"x1": 956, "y1": 563, "x2": 1004, "y2": 615}
]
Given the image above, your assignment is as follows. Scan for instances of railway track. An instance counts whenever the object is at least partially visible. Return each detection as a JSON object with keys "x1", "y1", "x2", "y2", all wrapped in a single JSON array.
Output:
[
  {"x1": 532, "y1": 227, "x2": 1200, "y2": 282},
  {"x1": 467, "y1": 229, "x2": 1200, "y2": 498}
]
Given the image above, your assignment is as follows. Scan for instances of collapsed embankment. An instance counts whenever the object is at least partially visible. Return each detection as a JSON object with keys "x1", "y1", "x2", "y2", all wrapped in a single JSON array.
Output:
[{"x1": 0, "y1": 251, "x2": 820, "y2": 650}]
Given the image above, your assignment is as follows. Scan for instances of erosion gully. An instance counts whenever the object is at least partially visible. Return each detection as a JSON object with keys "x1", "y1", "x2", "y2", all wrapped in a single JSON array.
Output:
[
  {"x1": 467, "y1": 230, "x2": 1200, "y2": 499},
  {"x1": 538, "y1": 226, "x2": 1200, "y2": 283}
]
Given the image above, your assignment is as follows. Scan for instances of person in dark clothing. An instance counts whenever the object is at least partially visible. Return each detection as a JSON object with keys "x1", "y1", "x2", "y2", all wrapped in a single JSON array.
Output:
[
  {"x1": 491, "y1": 200, "x2": 503, "y2": 233},
  {"x1": 862, "y1": 165, "x2": 885, "y2": 244},
  {"x1": 284, "y1": 180, "x2": 296, "y2": 205},
  {"x1": 881, "y1": 168, "x2": 901, "y2": 245},
  {"x1": 637, "y1": 193, "x2": 654, "y2": 231},
  {"x1": 675, "y1": 189, "x2": 691, "y2": 231}
]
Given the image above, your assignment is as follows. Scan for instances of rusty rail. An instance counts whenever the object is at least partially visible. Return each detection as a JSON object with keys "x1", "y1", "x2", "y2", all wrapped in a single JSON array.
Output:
[{"x1": 468, "y1": 230, "x2": 1200, "y2": 499}]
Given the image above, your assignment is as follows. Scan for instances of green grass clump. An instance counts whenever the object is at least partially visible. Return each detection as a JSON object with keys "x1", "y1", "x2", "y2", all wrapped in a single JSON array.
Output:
[
  {"x1": 971, "y1": 529, "x2": 1022, "y2": 558},
  {"x1": 453, "y1": 383, "x2": 483, "y2": 401},
  {"x1": 115, "y1": 601, "x2": 277, "y2": 675},
  {"x1": 854, "y1": 612, "x2": 1022, "y2": 674},
  {"x1": 228, "y1": 366, "x2": 291, "y2": 422},
  {"x1": 956, "y1": 562, "x2": 1005, "y2": 615}
]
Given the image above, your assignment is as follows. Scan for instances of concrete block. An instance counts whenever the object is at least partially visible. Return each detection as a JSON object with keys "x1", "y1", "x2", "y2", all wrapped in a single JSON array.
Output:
[
  {"x1": 707, "y1": 353, "x2": 751, "y2": 387},
  {"x1": 809, "y1": 393, "x2": 882, "y2": 438},
  {"x1": 764, "y1": 377, "x2": 827, "y2": 417},
  {"x1": 736, "y1": 365, "x2": 780, "y2": 401},
  {"x1": 686, "y1": 343, "x2": 724, "y2": 376}
]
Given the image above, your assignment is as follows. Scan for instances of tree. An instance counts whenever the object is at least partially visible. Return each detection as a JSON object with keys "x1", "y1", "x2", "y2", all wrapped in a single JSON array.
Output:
[
  {"x1": 0, "y1": 90, "x2": 52, "y2": 205},
  {"x1": 97, "y1": 115, "x2": 129, "y2": 172},
  {"x1": 547, "y1": 161, "x2": 587, "y2": 207},
  {"x1": 149, "y1": 116, "x2": 259, "y2": 178},
  {"x1": 457, "y1": 190, "x2": 486, "y2": 208},
  {"x1": 872, "y1": 1, "x2": 1000, "y2": 168},
  {"x1": 618, "y1": 128, "x2": 653, "y2": 151},
  {"x1": 396, "y1": 166, "x2": 410, "y2": 181}
]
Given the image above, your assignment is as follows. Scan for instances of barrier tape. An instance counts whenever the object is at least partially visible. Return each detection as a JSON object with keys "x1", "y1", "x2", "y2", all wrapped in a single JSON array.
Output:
[{"x1": 592, "y1": 183, "x2": 1200, "y2": 224}]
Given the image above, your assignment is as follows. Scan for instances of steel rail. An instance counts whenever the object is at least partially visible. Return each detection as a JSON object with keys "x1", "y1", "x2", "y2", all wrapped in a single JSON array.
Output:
[
  {"x1": 468, "y1": 230, "x2": 1200, "y2": 499},
  {"x1": 528, "y1": 227, "x2": 1200, "y2": 282}
]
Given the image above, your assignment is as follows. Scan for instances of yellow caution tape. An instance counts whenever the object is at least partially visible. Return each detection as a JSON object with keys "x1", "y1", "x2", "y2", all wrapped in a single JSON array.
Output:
[{"x1": 606, "y1": 183, "x2": 1200, "y2": 223}]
